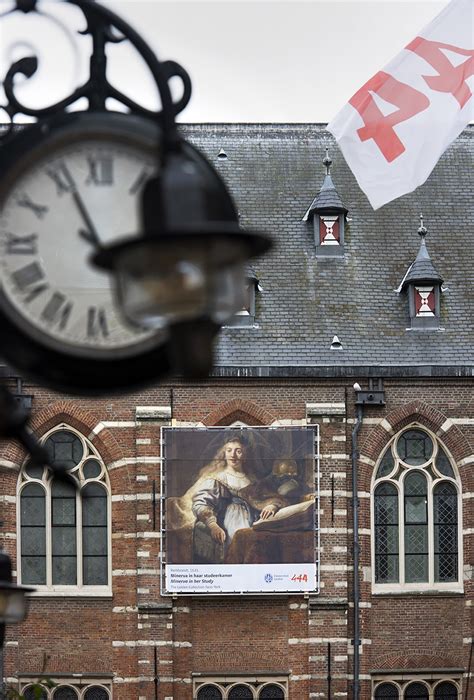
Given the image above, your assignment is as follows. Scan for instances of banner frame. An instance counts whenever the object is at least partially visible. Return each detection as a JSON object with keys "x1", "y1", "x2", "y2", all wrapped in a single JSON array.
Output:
[{"x1": 159, "y1": 424, "x2": 320, "y2": 597}]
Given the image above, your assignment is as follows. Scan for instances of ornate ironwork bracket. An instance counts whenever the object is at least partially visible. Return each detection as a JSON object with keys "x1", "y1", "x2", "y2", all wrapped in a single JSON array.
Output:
[{"x1": 1, "y1": 0, "x2": 192, "y2": 146}]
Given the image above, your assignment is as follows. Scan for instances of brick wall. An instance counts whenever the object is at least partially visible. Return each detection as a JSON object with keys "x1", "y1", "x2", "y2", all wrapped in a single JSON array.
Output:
[{"x1": 0, "y1": 376, "x2": 472, "y2": 699}]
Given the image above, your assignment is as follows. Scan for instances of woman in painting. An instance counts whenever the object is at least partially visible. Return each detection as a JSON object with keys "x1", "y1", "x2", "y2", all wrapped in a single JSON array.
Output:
[{"x1": 192, "y1": 435, "x2": 279, "y2": 551}]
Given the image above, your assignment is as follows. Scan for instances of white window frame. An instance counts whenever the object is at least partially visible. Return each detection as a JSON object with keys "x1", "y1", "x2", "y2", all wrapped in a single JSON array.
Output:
[
  {"x1": 17, "y1": 424, "x2": 112, "y2": 597},
  {"x1": 19, "y1": 679, "x2": 112, "y2": 699},
  {"x1": 192, "y1": 675, "x2": 288, "y2": 699},
  {"x1": 371, "y1": 424, "x2": 463, "y2": 594},
  {"x1": 372, "y1": 674, "x2": 462, "y2": 699}
]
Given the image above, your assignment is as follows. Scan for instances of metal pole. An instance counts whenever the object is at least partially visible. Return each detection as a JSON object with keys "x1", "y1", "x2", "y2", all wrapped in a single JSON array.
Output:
[
  {"x1": 154, "y1": 645, "x2": 158, "y2": 700},
  {"x1": 327, "y1": 641, "x2": 332, "y2": 700},
  {"x1": 465, "y1": 639, "x2": 473, "y2": 700},
  {"x1": 351, "y1": 404, "x2": 363, "y2": 700}
]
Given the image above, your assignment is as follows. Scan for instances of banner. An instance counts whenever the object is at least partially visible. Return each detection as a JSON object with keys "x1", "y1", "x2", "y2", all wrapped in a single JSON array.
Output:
[
  {"x1": 161, "y1": 426, "x2": 319, "y2": 594},
  {"x1": 327, "y1": 0, "x2": 474, "y2": 210}
]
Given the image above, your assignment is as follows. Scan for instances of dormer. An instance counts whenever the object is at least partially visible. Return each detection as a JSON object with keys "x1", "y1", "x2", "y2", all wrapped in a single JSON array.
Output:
[
  {"x1": 303, "y1": 149, "x2": 348, "y2": 257},
  {"x1": 399, "y1": 215, "x2": 444, "y2": 330},
  {"x1": 229, "y1": 265, "x2": 261, "y2": 327}
]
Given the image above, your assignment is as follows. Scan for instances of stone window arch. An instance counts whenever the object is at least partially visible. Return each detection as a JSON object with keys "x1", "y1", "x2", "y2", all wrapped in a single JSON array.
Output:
[
  {"x1": 374, "y1": 683, "x2": 400, "y2": 699},
  {"x1": 18, "y1": 424, "x2": 111, "y2": 593},
  {"x1": 372, "y1": 425, "x2": 462, "y2": 592}
]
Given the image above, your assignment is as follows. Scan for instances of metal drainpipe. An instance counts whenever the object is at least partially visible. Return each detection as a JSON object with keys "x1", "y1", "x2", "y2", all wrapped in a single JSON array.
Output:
[{"x1": 351, "y1": 402, "x2": 363, "y2": 700}]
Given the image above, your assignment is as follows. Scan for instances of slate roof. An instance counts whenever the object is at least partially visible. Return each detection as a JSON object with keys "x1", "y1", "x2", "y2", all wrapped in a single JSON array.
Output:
[
  {"x1": 401, "y1": 236, "x2": 444, "y2": 290},
  {"x1": 180, "y1": 123, "x2": 474, "y2": 375},
  {"x1": 303, "y1": 170, "x2": 348, "y2": 220}
]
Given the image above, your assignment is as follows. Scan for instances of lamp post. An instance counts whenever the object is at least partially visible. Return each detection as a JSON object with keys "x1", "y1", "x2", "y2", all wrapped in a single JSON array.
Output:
[{"x1": 0, "y1": 0, "x2": 272, "y2": 393}]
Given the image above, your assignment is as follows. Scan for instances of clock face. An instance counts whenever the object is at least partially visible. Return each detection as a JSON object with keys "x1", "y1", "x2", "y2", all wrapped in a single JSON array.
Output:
[
  {"x1": 0, "y1": 113, "x2": 173, "y2": 393},
  {"x1": 0, "y1": 118, "x2": 160, "y2": 359}
]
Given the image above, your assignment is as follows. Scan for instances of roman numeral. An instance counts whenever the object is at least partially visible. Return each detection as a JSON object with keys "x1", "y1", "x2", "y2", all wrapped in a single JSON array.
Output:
[
  {"x1": 12, "y1": 262, "x2": 48, "y2": 303},
  {"x1": 129, "y1": 167, "x2": 151, "y2": 195},
  {"x1": 16, "y1": 194, "x2": 49, "y2": 220},
  {"x1": 86, "y1": 155, "x2": 114, "y2": 186},
  {"x1": 87, "y1": 306, "x2": 109, "y2": 339},
  {"x1": 5, "y1": 233, "x2": 38, "y2": 255},
  {"x1": 45, "y1": 162, "x2": 75, "y2": 195},
  {"x1": 41, "y1": 292, "x2": 73, "y2": 330}
]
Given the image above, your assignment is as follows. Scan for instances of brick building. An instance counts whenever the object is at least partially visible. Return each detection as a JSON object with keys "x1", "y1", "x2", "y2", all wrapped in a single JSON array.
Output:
[{"x1": 0, "y1": 124, "x2": 473, "y2": 700}]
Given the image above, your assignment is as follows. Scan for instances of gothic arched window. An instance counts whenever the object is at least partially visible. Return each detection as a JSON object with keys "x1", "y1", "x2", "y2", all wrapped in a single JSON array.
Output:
[
  {"x1": 19, "y1": 426, "x2": 110, "y2": 592},
  {"x1": 373, "y1": 427, "x2": 461, "y2": 590}
]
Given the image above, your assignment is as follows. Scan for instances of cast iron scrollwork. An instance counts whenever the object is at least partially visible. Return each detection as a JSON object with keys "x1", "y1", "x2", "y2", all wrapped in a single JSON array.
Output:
[{"x1": 0, "y1": 0, "x2": 192, "y2": 144}]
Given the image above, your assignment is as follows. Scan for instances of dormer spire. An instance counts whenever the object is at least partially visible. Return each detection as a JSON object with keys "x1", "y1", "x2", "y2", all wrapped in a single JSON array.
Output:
[
  {"x1": 323, "y1": 148, "x2": 332, "y2": 176},
  {"x1": 418, "y1": 212, "x2": 427, "y2": 238}
]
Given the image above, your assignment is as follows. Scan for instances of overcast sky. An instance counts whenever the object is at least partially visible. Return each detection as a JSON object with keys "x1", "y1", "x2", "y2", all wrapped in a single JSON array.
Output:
[{"x1": 0, "y1": 0, "x2": 448, "y2": 123}]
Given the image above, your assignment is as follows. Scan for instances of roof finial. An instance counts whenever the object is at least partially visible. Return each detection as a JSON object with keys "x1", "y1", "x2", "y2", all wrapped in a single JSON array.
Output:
[
  {"x1": 323, "y1": 147, "x2": 332, "y2": 176},
  {"x1": 418, "y1": 212, "x2": 427, "y2": 239}
]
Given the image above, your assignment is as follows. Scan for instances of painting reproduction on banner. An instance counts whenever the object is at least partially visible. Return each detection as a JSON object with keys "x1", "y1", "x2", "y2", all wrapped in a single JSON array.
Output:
[{"x1": 162, "y1": 427, "x2": 318, "y2": 594}]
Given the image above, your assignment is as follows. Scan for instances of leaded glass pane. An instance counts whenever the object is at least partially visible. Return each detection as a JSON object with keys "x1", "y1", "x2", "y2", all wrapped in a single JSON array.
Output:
[
  {"x1": 52, "y1": 480, "x2": 76, "y2": 497},
  {"x1": 45, "y1": 430, "x2": 83, "y2": 470},
  {"x1": 52, "y1": 496, "x2": 76, "y2": 526},
  {"x1": 197, "y1": 685, "x2": 223, "y2": 700},
  {"x1": 404, "y1": 472, "x2": 428, "y2": 583},
  {"x1": 23, "y1": 686, "x2": 47, "y2": 700},
  {"x1": 376, "y1": 448, "x2": 395, "y2": 479},
  {"x1": 405, "y1": 554, "x2": 428, "y2": 582},
  {"x1": 21, "y1": 485, "x2": 46, "y2": 526},
  {"x1": 434, "y1": 483, "x2": 457, "y2": 523},
  {"x1": 52, "y1": 526, "x2": 76, "y2": 555},
  {"x1": 434, "y1": 482, "x2": 458, "y2": 582},
  {"x1": 375, "y1": 683, "x2": 399, "y2": 699},
  {"x1": 82, "y1": 484, "x2": 107, "y2": 526},
  {"x1": 375, "y1": 525, "x2": 399, "y2": 554},
  {"x1": 52, "y1": 555, "x2": 76, "y2": 584},
  {"x1": 24, "y1": 463, "x2": 44, "y2": 480},
  {"x1": 83, "y1": 527, "x2": 107, "y2": 556},
  {"x1": 434, "y1": 681, "x2": 458, "y2": 699},
  {"x1": 84, "y1": 687, "x2": 109, "y2": 700},
  {"x1": 21, "y1": 556, "x2": 46, "y2": 585},
  {"x1": 259, "y1": 684, "x2": 285, "y2": 699},
  {"x1": 228, "y1": 686, "x2": 253, "y2": 699},
  {"x1": 83, "y1": 556, "x2": 107, "y2": 585},
  {"x1": 404, "y1": 472, "x2": 427, "y2": 523},
  {"x1": 375, "y1": 483, "x2": 398, "y2": 523},
  {"x1": 435, "y1": 447, "x2": 455, "y2": 478},
  {"x1": 404, "y1": 682, "x2": 428, "y2": 699},
  {"x1": 397, "y1": 430, "x2": 433, "y2": 465},
  {"x1": 21, "y1": 526, "x2": 46, "y2": 555},
  {"x1": 53, "y1": 687, "x2": 78, "y2": 700},
  {"x1": 375, "y1": 482, "x2": 399, "y2": 583},
  {"x1": 83, "y1": 460, "x2": 102, "y2": 480}
]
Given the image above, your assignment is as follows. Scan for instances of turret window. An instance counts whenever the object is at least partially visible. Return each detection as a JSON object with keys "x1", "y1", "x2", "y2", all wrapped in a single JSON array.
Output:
[
  {"x1": 303, "y1": 148, "x2": 348, "y2": 258},
  {"x1": 319, "y1": 215, "x2": 340, "y2": 245},
  {"x1": 398, "y1": 215, "x2": 443, "y2": 331}
]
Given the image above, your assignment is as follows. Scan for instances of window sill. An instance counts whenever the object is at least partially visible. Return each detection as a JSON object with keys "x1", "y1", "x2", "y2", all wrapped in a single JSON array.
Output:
[
  {"x1": 27, "y1": 588, "x2": 112, "y2": 599},
  {"x1": 371, "y1": 587, "x2": 464, "y2": 597}
]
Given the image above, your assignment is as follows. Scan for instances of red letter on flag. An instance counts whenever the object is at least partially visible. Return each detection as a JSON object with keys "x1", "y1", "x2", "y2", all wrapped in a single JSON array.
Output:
[
  {"x1": 349, "y1": 71, "x2": 430, "y2": 163},
  {"x1": 407, "y1": 37, "x2": 474, "y2": 108}
]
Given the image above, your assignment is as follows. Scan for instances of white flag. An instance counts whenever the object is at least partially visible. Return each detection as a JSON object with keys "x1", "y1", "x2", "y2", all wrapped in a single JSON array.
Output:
[{"x1": 327, "y1": 0, "x2": 474, "y2": 210}]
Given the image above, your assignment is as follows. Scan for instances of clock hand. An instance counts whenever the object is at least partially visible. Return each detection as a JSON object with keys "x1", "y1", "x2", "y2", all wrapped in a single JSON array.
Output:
[
  {"x1": 60, "y1": 163, "x2": 103, "y2": 249},
  {"x1": 71, "y1": 190, "x2": 103, "y2": 249}
]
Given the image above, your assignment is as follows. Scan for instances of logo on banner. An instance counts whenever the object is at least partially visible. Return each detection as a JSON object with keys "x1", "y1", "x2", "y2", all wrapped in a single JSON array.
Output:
[{"x1": 264, "y1": 573, "x2": 273, "y2": 583}]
